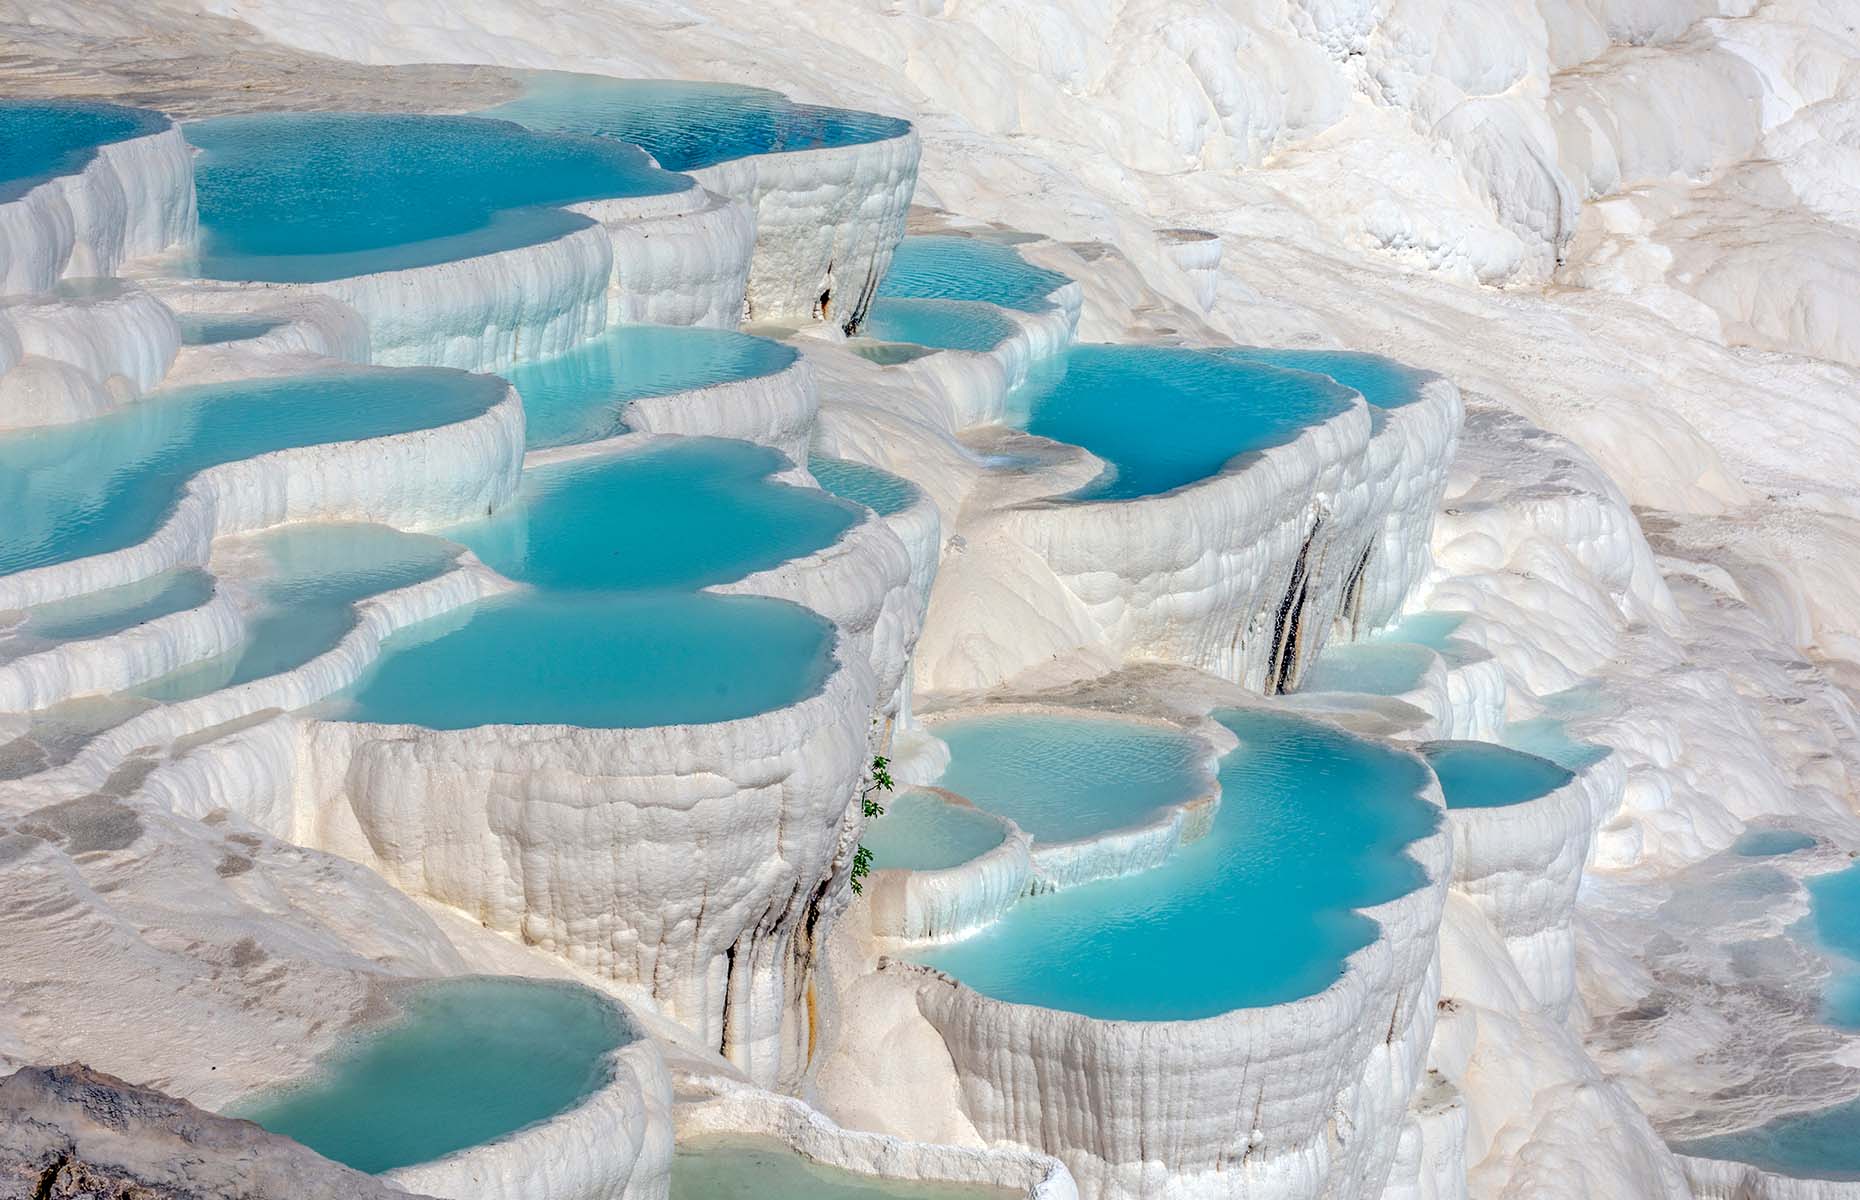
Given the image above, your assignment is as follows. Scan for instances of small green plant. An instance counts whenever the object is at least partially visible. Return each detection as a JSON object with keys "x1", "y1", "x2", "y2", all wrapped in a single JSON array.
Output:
[{"x1": 848, "y1": 755, "x2": 894, "y2": 895}]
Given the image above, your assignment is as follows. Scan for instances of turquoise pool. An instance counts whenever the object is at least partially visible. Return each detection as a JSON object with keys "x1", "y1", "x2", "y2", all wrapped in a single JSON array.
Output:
[
  {"x1": 1010, "y1": 346, "x2": 1356, "y2": 501},
  {"x1": 931, "y1": 713, "x2": 1207, "y2": 844},
  {"x1": 1499, "y1": 717, "x2": 1611, "y2": 772},
  {"x1": 187, "y1": 112, "x2": 684, "y2": 282},
  {"x1": 1674, "y1": 1097, "x2": 1860, "y2": 1182},
  {"x1": 1734, "y1": 829, "x2": 1818, "y2": 857},
  {"x1": 456, "y1": 439, "x2": 859, "y2": 591},
  {"x1": 863, "y1": 790, "x2": 1007, "y2": 872},
  {"x1": 177, "y1": 313, "x2": 286, "y2": 345},
  {"x1": 1298, "y1": 641, "x2": 1434, "y2": 696},
  {"x1": 1378, "y1": 612, "x2": 1466, "y2": 650},
  {"x1": 506, "y1": 324, "x2": 798, "y2": 450},
  {"x1": 916, "y1": 709, "x2": 1437, "y2": 1020},
  {"x1": 1421, "y1": 741, "x2": 1574, "y2": 810},
  {"x1": 140, "y1": 523, "x2": 457, "y2": 703},
  {"x1": 858, "y1": 298, "x2": 1017, "y2": 352},
  {"x1": 481, "y1": 70, "x2": 909, "y2": 172},
  {"x1": 0, "y1": 99, "x2": 167, "y2": 203},
  {"x1": 1214, "y1": 348, "x2": 1430, "y2": 409},
  {"x1": 672, "y1": 1134, "x2": 1017, "y2": 1200},
  {"x1": 332, "y1": 438, "x2": 851, "y2": 730},
  {"x1": 335, "y1": 591, "x2": 835, "y2": 730},
  {"x1": 232, "y1": 977, "x2": 627, "y2": 1174},
  {"x1": 2, "y1": 569, "x2": 213, "y2": 660},
  {"x1": 876, "y1": 236, "x2": 1071, "y2": 312},
  {"x1": 1372, "y1": 611, "x2": 1489, "y2": 670},
  {"x1": 809, "y1": 456, "x2": 918, "y2": 518},
  {"x1": 0, "y1": 369, "x2": 507, "y2": 579},
  {"x1": 1806, "y1": 864, "x2": 1860, "y2": 1030}
]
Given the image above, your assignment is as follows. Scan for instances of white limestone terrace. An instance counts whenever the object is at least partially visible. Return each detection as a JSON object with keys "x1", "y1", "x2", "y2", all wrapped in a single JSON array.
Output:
[
  {"x1": 0, "y1": 278, "x2": 181, "y2": 430},
  {"x1": 249, "y1": 432, "x2": 919, "y2": 1093},
  {"x1": 0, "y1": 86, "x2": 927, "y2": 1124},
  {"x1": 0, "y1": 100, "x2": 193, "y2": 433},
  {"x1": 5, "y1": 0, "x2": 1860, "y2": 1195},
  {"x1": 798, "y1": 230, "x2": 1465, "y2": 699},
  {"x1": 819, "y1": 694, "x2": 1452, "y2": 1200}
]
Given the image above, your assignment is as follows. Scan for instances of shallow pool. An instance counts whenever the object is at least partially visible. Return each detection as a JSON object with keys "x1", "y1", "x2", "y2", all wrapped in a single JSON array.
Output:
[
  {"x1": 864, "y1": 790, "x2": 1007, "y2": 872},
  {"x1": 140, "y1": 523, "x2": 457, "y2": 703},
  {"x1": 0, "y1": 369, "x2": 506, "y2": 579},
  {"x1": 671, "y1": 1134, "x2": 1017, "y2": 1200},
  {"x1": 177, "y1": 313, "x2": 286, "y2": 346},
  {"x1": 335, "y1": 590, "x2": 835, "y2": 729},
  {"x1": 1372, "y1": 611, "x2": 1488, "y2": 670},
  {"x1": 916, "y1": 708, "x2": 1437, "y2": 1020},
  {"x1": 508, "y1": 324, "x2": 798, "y2": 450},
  {"x1": 1499, "y1": 717, "x2": 1611, "y2": 772},
  {"x1": 1734, "y1": 829, "x2": 1818, "y2": 858},
  {"x1": 1009, "y1": 346, "x2": 1355, "y2": 501},
  {"x1": 1298, "y1": 641, "x2": 1434, "y2": 696},
  {"x1": 931, "y1": 713, "x2": 1207, "y2": 844},
  {"x1": 1214, "y1": 348, "x2": 1430, "y2": 409},
  {"x1": 0, "y1": 99, "x2": 167, "y2": 204},
  {"x1": 331, "y1": 439, "x2": 850, "y2": 730},
  {"x1": 1673, "y1": 1097, "x2": 1860, "y2": 1182},
  {"x1": 2, "y1": 569, "x2": 213, "y2": 662},
  {"x1": 858, "y1": 298, "x2": 1018, "y2": 352},
  {"x1": 809, "y1": 456, "x2": 918, "y2": 518},
  {"x1": 187, "y1": 112, "x2": 684, "y2": 282},
  {"x1": 1421, "y1": 741, "x2": 1573, "y2": 810},
  {"x1": 481, "y1": 70, "x2": 910, "y2": 173},
  {"x1": 876, "y1": 236, "x2": 1071, "y2": 312},
  {"x1": 231, "y1": 977, "x2": 626, "y2": 1174},
  {"x1": 1806, "y1": 864, "x2": 1860, "y2": 1030},
  {"x1": 456, "y1": 439, "x2": 859, "y2": 591}
]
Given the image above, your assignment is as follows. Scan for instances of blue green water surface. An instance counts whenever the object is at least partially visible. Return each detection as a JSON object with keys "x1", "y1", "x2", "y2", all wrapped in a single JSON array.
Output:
[
  {"x1": 859, "y1": 298, "x2": 1017, "y2": 352},
  {"x1": 187, "y1": 112, "x2": 684, "y2": 282},
  {"x1": 876, "y1": 236, "x2": 1070, "y2": 312},
  {"x1": 481, "y1": 71, "x2": 909, "y2": 172},
  {"x1": 1674, "y1": 1097, "x2": 1860, "y2": 1182},
  {"x1": 933, "y1": 713, "x2": 1207, "y2": 843},
  {"x1": 1214, "y1": 348, "x2": 1431, "y2": 409},
  {"x1": 0, "y1": 100, "x2": 167, "y2": 203},
  {"x1": 863, "y1": 790, "x2": 1006, "y2": 872},
  {"x1": 1299, "y1": 641, "x2": 1434, "y2": 696},
  {"x1": 507, "y1": 324, "x2": 797, "y2": 450},
  {"x1": 233, "y1": 977, "x2": 627, "y2": 1174},
  {"x1": 1734, "y1": 829, "x2": 1818, "y2": 857},
  {"x1": 1010, "y1": 346, "x2": 1355, "y2": 501},
  {"x1": 4, "y1": 570, "x2": 213, "y2": 656},
  {"x1": 334, "y1": 439, "x2": 850, "y2": 729},
  {"x1": 671, "y1": 1134, "x2": 1016, "y2": 1199},
  {"x1": 916, "y1": 709, "x2": 1437, "y2": 1019},
  {"x1": 141, "y1": 523, "x2": 457, "y2": 703},
  {"x1": 177, "y1": 313, "x2": 286, "y2": 345},
  {"x1": 0, "y1": 369, "x2": 505, "y2": 579},
  {"x1": 1421, "y1": 741, "x2": 1573, "y2": 810},
  {"x1": 809, "y1": 456, "x2": 918, "y2": 517}
]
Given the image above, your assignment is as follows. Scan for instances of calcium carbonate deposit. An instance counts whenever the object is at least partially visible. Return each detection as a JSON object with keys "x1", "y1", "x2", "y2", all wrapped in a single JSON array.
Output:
[{"x1": 3, "y1": 2, "x2": 1859, "y2": 1199}]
